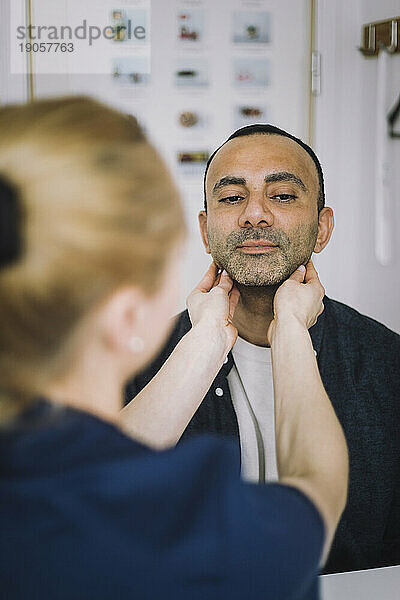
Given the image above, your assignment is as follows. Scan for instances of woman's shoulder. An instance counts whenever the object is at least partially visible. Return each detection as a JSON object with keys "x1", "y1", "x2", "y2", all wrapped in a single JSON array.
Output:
[{"x1": 0, "y1": 399, "x2": 238, "y2": 483}]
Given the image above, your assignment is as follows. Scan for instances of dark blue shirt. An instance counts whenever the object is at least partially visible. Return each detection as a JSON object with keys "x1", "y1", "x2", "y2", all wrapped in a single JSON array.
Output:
[
  {"x1": 126, "y1": 296, "x2": 400, "y2": 574},
  {"x1": 0, "y1": 401, "x2": 324, "y2": 599}
]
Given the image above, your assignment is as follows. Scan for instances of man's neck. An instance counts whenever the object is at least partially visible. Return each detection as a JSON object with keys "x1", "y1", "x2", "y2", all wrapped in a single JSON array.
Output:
[{"x1": 232, "y1": 284, "x2": 278, "y2": 347}]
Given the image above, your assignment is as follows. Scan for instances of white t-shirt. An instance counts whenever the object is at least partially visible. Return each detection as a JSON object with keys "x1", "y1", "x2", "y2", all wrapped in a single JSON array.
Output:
[{"x1": 228, "y1": 336, "x2": 279, "y2": 483}]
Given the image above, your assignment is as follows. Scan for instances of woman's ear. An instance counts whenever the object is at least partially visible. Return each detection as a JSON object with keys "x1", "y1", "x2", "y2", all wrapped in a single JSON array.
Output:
[
  {"x1": 314, "y1": 207, "x2": 334, "y2": 253},
  {"x1": 198, "y1": 211, "x2": 211, "y2": 254},
  {"x1": 99, "y1": 287, "x2": 144, "y2": 353}
]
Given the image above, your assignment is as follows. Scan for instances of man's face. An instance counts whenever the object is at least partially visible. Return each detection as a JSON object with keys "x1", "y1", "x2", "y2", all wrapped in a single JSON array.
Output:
[{"x1": 200, "y1": 134, "x2": 322, "y2": 286}]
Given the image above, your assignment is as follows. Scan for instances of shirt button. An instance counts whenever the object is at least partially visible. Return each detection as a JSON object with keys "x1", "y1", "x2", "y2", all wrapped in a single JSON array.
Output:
[
  {"x1": 215, "y1": 387, "x2": 224, "y2": 397},
  {"x1": 223, "y1": 356, "x2": 228, "y2": 364}
]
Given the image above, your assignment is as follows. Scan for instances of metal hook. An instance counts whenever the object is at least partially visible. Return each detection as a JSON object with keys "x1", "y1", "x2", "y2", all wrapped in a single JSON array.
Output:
[
  {"x1": 359, "y1": 17, "x2": 400, "y2": 56},
  {"x1": 387, "y1": 19, "x2": 398, "y2": 53}
]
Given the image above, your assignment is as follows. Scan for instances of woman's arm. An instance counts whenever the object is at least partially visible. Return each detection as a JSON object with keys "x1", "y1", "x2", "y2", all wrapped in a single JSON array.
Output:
[
  {"x1": 120, "y1": 263, "x2": 239, "y2": 449},
  {"x1": 268, "y1": 261, "x2": 349, "y2": 561}
]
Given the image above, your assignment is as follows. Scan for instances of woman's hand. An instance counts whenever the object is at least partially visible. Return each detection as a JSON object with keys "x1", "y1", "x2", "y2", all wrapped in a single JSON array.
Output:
[
  {"x1": 187, "y1": 261, "x2": 240, "y2": 353},
  {"x1": 267, "y1": 259, "x2": 325, "y2": 345}
]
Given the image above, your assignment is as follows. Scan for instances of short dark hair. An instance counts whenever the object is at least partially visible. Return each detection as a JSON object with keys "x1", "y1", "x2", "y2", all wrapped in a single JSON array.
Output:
[{"x1": 203, "y1": 124, "x2": 325, "y2": 213}]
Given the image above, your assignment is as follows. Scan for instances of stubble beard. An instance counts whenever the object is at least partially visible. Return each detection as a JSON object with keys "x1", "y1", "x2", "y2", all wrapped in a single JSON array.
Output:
[{"x1": 208, "y1": 222, "x2": 319, "y2": 287}]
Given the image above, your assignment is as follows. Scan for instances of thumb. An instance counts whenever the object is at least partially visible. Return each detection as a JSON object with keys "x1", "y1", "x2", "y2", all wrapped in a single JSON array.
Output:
[
  {"x1": 193, "y1": 261, "x2": 218, "y2": 293},
  {"x1": 217, "y1": 269, "x2": 234, "y2": 293},
  {"x1": 289, "y1": 264, "x2": 306, "y2": 283},
  {"x1": 228, "y1": 286, "x2": 240, "y2": 319}
]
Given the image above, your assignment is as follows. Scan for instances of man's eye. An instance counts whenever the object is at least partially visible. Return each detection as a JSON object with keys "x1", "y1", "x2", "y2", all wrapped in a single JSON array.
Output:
[
  {"x1": 219, "y1": 196, "x2": 244, "y2": 204},
  {"x1": 270, "y1": 194, "x2": 297, "y2": 203}
]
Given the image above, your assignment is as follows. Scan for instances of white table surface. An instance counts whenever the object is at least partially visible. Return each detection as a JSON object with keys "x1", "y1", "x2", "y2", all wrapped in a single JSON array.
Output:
[{"x1": 320, "y1": 565, "x2": 400, "y2": 599}]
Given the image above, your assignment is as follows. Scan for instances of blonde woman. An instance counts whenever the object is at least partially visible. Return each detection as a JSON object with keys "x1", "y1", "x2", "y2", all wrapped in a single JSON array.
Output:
[{"x1": 0, "y1": 96, "x2": 347, "y2": 600}]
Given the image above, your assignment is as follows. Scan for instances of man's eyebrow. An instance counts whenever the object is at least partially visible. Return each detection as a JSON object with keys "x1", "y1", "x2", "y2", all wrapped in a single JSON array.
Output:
[
  {"x1": 265, "y1": 171, "x2": 308, "y2": 192},
  {"x1": 212, "y1": 176, "x2": 246, "y2": 194}
]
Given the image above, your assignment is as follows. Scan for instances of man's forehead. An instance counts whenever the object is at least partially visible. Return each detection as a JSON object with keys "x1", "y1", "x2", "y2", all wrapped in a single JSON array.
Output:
[{"x1": 206, "y1": 134, "x2": 318, "y2": 186}]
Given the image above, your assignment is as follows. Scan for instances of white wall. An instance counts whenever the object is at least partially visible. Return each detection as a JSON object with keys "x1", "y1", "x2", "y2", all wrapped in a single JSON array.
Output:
[
  {"x1": 0, "y1": 0, "x2": 27, "y2": 103},
  {"x1": 314, "y1": 0, "x2": 400, "y2": 332}
]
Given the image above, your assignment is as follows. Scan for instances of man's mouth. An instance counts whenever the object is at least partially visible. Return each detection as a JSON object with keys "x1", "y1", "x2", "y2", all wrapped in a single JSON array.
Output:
[{"x1": 236, "y1": 240, "x2": 279, "y2": 254}]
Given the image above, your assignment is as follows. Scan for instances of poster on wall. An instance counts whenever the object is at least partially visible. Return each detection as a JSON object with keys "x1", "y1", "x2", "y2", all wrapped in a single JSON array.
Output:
[
  {"x1": 112, "y1": 55, "x2": 150, "y2": 85},
  {"x1": 176, "y1": 150, "x2": 210, "y2": 176},
  {"x1": 232, "y1": 10, "x2": 271, "y2": 44},
  {"x1": 234, "y1": 104, "x2": 268, "y2": 128},
  {"x1": 233, "y1": 57, "x2": 270, "y2": 88},
  {"x1": 176, "y1": 9, "x2": 205, "y2": 44},
  {"x1": 177, "y1": 110, "x2": 209, "y2": 132},
  {"x1": 110, "y1": 7, "x2": 148, "y2": 44},
  {"x1": 174, "y1": 58, "x2": 209, "y2": 88},
  {"x1": 108, "y1": 2, "x2": 151, "y2": 97}
]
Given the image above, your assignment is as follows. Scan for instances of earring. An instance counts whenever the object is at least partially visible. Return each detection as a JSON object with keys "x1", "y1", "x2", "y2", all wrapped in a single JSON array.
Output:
[{"x1": 128, "y1": 336, "x2": 145, "y2": 353}]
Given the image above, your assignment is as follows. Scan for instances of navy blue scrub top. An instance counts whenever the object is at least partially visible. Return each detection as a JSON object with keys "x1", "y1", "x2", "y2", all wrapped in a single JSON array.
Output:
[{"x1": 0, "y1": 401, "x2": 324, "y2": 599}]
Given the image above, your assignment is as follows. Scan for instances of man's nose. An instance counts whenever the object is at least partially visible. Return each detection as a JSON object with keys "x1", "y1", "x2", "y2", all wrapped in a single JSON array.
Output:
[{"x1": 238, "y1": 192, "x2": 274, "y2": 228}]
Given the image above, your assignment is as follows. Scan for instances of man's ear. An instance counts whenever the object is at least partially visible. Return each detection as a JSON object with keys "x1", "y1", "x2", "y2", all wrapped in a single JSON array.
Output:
[
  {"x1": 198, "y1": 211, "x2": 211, "y2": 254},
  {"x1": 314, "y1": 207, "x2": 334, "y2": 253}
]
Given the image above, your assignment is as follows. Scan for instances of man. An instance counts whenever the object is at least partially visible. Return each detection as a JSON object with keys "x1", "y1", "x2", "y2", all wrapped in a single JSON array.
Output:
[{"x1": 126, "y1": 124, "x2": 400, "y2": 574}]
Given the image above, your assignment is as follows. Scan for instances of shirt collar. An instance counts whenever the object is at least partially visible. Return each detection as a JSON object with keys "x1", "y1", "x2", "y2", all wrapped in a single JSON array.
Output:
[{"x1": 223, "y1": 298, "x2": 327, "y2": 377}]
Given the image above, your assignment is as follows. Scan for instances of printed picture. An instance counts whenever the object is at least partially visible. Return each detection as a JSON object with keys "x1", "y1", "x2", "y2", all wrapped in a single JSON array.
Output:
[
  {"x1": 110, "y1": 8, "x2": 148, "y2": 43},
  {"x1": 177, "y1": 10, "x2": 205, "y2": 42},
  {"x1": 233, "y1": 58, "x2": 270, "y2": 88},
  {"x1": 176, "y1": 150, "x2": 210, "y2": 176},
  {"x1": 112, "y1": 56, "x2": 150, "y2": 85},
  {"x1": 175, "y1": 58, "x2": 209, "y2": 87},
  {"x1": 177, "y1": 110, "x2": 207, "y2": 130},
  {"x1": 232, "y1": 11, "x2": 271, "y2": 44},
  {"x1": 234, "y1": 104, "x2": 268, "y2": 128}
]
